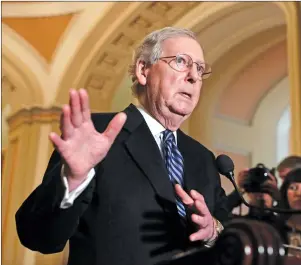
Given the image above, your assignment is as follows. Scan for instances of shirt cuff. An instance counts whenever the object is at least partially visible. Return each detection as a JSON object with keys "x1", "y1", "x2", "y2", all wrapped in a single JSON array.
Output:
[{"x1": 60, "y1": 165, "x2": 96, "y2": 209}]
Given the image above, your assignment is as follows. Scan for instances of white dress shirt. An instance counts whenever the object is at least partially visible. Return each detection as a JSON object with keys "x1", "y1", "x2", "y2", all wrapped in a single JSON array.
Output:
[{"x1": 60, "y1": 106, "x2": 177, "y2": 209}]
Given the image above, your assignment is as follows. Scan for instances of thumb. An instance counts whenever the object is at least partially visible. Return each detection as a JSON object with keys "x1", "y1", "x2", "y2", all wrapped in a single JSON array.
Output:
[{"x1": 103, "y1": 112, "x2": 127, "y2": 143}]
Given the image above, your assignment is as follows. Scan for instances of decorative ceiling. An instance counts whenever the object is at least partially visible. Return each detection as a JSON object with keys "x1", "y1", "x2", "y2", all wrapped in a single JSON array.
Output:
[{"x1": 2, "y1": 1, "x2": 292, "y2": 147}]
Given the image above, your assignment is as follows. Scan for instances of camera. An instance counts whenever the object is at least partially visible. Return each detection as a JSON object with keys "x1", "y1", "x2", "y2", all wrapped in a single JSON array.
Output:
[{"x1": 242, "y1": 163, "x2": 273, "y2": 193}]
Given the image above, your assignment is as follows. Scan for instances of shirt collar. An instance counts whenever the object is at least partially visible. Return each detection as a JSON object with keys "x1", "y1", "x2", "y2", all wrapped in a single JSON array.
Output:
[{"x1": 136, "y1": 105, "x2": 177, "y2": 143}]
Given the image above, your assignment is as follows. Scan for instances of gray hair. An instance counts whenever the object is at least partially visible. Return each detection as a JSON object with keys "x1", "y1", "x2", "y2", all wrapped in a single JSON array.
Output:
[{"x1": 128, "y1": 27, "x2": 197, "y2": 97}]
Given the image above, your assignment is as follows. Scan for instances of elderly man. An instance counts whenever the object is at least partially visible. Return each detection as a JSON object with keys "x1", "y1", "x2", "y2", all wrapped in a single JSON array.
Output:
[{"x1": 16, "y1": 27, "x2": 229, "y2": 265}]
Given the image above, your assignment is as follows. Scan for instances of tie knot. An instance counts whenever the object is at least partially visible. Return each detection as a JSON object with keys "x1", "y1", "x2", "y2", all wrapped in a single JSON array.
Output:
[{"x1": 162, "y1": 130, "x2": 175, "y2": 143}]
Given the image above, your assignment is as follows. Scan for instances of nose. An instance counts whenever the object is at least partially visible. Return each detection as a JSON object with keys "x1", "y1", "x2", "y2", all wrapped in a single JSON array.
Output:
[
  {"x1": 296, "y1": 187, "x2": 301, "y2": 196},
  {"x1": 186, "y1": 63, "x2": 199, "y2": 84}
]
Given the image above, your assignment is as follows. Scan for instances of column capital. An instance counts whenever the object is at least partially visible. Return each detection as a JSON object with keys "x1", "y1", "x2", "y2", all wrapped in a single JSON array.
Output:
[{"x1": 7, "y1": 106, "x2": 62, "y2": 132}]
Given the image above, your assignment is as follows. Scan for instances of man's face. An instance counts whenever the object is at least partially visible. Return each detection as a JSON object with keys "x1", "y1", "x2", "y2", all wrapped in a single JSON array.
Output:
[
  {"x1": 279, "y1": 168, "x2": 292, "y2": 180},
  {"x1": 143, "y1": 37, "x2": 205, "y2": 120},
  {"x1": 287, "y1": 182, "x2": 301, "y2": 210}
]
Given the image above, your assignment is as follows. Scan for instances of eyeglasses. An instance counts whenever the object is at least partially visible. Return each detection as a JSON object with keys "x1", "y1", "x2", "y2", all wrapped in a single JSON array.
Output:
[{"x1": 159, "y1": 54, "x2": 212, "y2": 80}]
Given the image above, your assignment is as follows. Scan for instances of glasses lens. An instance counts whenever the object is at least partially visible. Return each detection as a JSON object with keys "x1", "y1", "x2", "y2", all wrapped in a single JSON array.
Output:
[
  {"x1": 200, "y1": 63, "x2": 212, "y2": 80},
  {"x1": 165, "y1": 54, "x2": 212, "y2": 80},
  {"x1": 174, "y1": 54, "x2": 191, "y2": 71}
]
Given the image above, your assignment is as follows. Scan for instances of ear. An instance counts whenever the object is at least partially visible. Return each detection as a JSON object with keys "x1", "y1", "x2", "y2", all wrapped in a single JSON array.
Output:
[{"x1": 135, "y1": 60, "x2": 149, "y2": 86}]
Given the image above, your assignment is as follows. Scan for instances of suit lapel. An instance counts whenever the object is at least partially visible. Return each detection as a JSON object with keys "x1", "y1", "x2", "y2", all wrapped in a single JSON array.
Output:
[
  {"x1": 177, "y1": 130, "x2": 209, "y2": 195},
  {"x1": 123, "y1": 104, "x2": 177, "y2": 214}
]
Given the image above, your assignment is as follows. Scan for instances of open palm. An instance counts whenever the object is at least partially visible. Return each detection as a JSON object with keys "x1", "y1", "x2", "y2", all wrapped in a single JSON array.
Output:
[{"x1": 49, "y1": 89, "x2": 127, "y2": 183}]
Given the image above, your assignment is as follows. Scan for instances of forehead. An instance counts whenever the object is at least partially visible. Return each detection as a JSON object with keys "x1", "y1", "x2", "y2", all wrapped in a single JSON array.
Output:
[
  {"x1": 161, "y1": 36, "x2": 204, "y2": 61},
  {"x1": 279, "y1": 168, "x2": 291, "y2": 178},
  {"x1": 289, "y1": 182, "x2": 301, "y2": 186}
]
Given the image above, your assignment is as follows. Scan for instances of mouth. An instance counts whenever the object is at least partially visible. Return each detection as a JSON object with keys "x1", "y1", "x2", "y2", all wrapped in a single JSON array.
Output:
[{"x1": 179, "y1": 92, "x2": 192, "y2": 99}]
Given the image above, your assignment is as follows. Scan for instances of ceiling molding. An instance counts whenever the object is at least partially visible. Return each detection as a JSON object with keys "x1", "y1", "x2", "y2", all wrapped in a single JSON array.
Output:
[
  {"x1": 2, "y1": 24, "x2": 49, "y2": 71},
  {"x1": 206, "y1": 16, "x2": 285, "y2": 64},
  {"x1": 174, "y1": 1, "x2": 285, "y2": 64},
  {"x1": 51, "y1": 2, "x2": 139, "y2": 107},
  {"x1": 2, "y1": 53, "x2": 44, "y2": 116},
  {"x1": 175, "y1": 1, "x2": 256, "y2": 31},
  {"x1": 2, "y1": 24, "x2": 49, "y2": 107},
  {"x1": 215, "y1": 38, "x2": 287, "y2": 125},
  {"x1": 2, "y1": 2, "x2": 88, "y2": 17},
  {"x1": 212, "y1": 27, "x2": 286, "y2": 122},
  {"x1": 53, "y1": 2, "x2": 199, "y2": 111},
  {"x1": 46, "y1": 2, "x2": 116, "y2": 103}
]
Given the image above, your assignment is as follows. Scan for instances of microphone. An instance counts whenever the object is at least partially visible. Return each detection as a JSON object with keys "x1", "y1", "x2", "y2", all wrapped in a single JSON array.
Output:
[{"x1": 216, "y1": 154, "x2": 301, "y2": 214}]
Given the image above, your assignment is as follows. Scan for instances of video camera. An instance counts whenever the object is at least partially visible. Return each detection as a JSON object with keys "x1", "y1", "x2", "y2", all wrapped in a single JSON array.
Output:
[{"x1": 242, "y1": 163, "x2": 276, "y2": 193}]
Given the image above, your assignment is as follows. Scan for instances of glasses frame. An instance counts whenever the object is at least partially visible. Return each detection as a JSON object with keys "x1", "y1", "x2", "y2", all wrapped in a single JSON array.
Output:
[{"x1": 159, "y1": 53, "x2": 212, "y2": 80}]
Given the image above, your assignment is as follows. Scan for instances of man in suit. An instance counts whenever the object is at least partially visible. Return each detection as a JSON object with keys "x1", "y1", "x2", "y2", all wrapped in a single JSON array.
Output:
[{"x1": 16, "y1": 27, "x2": 229, "y2": 265}]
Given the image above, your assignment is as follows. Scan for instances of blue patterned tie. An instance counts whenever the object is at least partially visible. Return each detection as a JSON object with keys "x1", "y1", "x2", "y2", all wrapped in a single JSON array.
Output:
[{"x1": 162, "y1": 130, "x2": 186, "y2": 218}]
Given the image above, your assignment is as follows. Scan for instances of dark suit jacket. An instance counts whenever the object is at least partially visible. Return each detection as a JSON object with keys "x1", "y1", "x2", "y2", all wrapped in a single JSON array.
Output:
[{"x1": 16, "y1": 104, "x2": 229, "y2": 265}]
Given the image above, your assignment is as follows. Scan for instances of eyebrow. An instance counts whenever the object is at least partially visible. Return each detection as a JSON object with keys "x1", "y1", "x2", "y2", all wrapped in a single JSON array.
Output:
[
  {"x1": 192, "y1": 58, "x2": 206, "y2": 65},
  {"x1": 177, "y1": 53, "x2": 205, "y2": 64}
]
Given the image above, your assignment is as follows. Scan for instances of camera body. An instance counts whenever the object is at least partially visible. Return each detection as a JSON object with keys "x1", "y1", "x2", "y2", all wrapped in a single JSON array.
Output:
[{"x1": 242, "y1": 163, "x2": 273, "y2": 193}]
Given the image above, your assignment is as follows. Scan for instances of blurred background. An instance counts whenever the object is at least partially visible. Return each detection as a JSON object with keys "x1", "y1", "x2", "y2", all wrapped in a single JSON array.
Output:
[{"x1": 2, "y1": 1, "x2": 301, "y2": 265}]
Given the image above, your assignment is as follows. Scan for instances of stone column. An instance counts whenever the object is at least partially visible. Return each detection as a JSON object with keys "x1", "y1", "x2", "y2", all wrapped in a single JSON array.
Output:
[
  {"x1": 1, "y1": 106, "x2": 69, "y2": 265},
  {"x1": 286, "y1": 2, "x2": 301, "y2": 155}
]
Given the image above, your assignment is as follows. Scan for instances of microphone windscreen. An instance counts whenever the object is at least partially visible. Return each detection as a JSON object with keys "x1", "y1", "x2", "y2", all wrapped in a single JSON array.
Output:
[{"x1": 216, "y1": 154, "x2": 234, "y2": 176}]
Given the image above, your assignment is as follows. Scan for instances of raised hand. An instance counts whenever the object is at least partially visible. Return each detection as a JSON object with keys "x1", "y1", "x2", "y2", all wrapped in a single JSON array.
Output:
[
  {"x1": 237, "y1": 168, "x2": 249, "y2": 190},
  {"x1": 49, "y1": 89, "x2": 127, "y2": 189},
  {"x1": 175, "y1": 184, "x2": 216, "y2": 242}
]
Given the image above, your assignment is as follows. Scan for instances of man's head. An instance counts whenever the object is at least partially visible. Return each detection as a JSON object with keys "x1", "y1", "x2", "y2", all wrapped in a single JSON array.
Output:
[
  {"x1": 128, "y1": 27, "x2": 210, "y2": 130},
  {"x1": 277, "y1": 156, "x2": 301, "y2": 180}
]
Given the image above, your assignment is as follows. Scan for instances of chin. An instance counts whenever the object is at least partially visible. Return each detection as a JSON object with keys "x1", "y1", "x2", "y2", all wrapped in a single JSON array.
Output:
[
  {"x1": 169, "y1": 102, "x2": 195, "y2": 116},
  {"x1": 291, "y1": 202, "x2": 301, "y2": 210},
  {"x1": 170, "y1": 106, "x2": 192, "y2": 116}
]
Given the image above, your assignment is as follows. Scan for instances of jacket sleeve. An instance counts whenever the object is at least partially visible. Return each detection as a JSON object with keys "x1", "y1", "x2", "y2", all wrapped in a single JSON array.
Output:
[{"x1": 15, "y1": 150, "x2": 96, "y2": 254}]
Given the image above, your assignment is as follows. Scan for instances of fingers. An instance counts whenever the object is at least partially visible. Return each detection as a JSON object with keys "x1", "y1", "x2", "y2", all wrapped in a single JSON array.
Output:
[
  {"x1": 69, "y1": 89, "x2": 83, "y2": 127},
  {"x1": 189, "y1": 228, "x2": 211, "y2": 242},
  {"x1": 238, "y1": 168, "x2": 249, "y2": 177},
  {"x1": 49, "y1": 132, "x2": 65, "y2": 153},
  {"x1": 103, "y1": 112, "x2": 127, "y2": 144},
  {"x1": 193, "y1": 199, "x2": 209, "y2": 216},
  {"x1": 60, "y1": 89, "x2": 91, "y2": 139},
  {"x1": 190, "y1": 189, "x2": 205, "y2": 203},
  {"x1": 191, "y1": 213, "x2": 207, "y2": 227},
  {"x1": 174, "y1": 185, "x2": 214, "y2": 242},
  {"x1": 79, "y1": 88, "x2": 91, "y2": 122},
  {"x1": 175, "y1": 184, "x2": 194, "y2": 206},
  {"x1": 60, "y1": 104, "x2": 73, "y2": 139},
  {"x1": 175, "y1": 186, "x2": 208, "y2": 215},
  {"x1": 189, "y1": 213, "x2": 215, "y2": 242},
  {"x1": 237, "y1": 168, "x2": 249, "y2": 188}
]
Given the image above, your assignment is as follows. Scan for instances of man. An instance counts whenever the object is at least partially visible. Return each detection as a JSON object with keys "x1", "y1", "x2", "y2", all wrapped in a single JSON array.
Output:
[
  {"x1": 277, "y1": 156, "x2": 301, "y2": 181},
  {"x1": 16, "y1": 27, "x2": 229, "y2": 265}
]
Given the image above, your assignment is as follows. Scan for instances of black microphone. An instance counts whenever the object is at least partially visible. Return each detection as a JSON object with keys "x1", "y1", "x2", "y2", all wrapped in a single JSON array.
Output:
[{"x1": 216, "y1": 154, "x2": 301, "y2": 214}]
